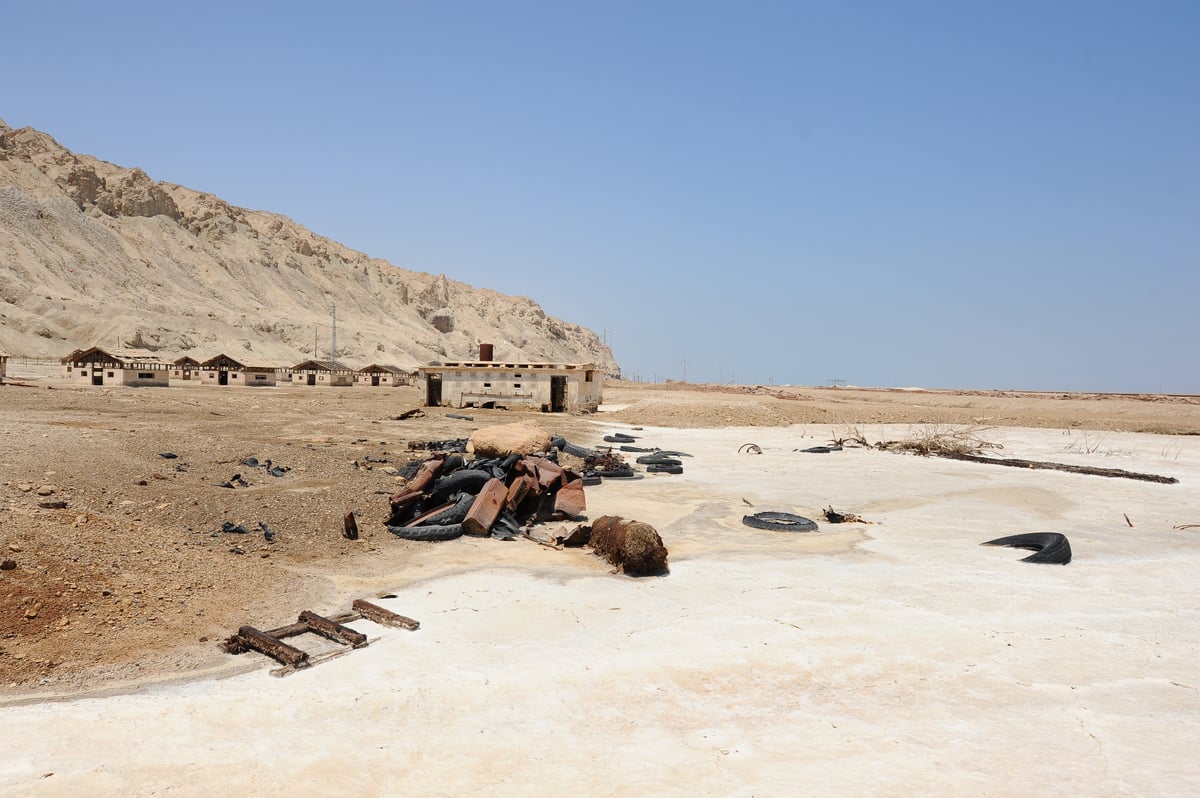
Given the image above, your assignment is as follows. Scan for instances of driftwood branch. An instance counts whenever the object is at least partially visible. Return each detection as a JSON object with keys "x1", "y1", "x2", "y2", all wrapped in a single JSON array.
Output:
[{"x1": 932, "y1": 451, "x2": 1178, "y2": 484}]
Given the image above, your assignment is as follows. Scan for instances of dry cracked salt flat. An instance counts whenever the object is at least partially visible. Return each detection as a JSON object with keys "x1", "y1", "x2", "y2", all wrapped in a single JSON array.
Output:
[{"x1": 2, "y1": 423, "x2": 1199, "y2": 797}]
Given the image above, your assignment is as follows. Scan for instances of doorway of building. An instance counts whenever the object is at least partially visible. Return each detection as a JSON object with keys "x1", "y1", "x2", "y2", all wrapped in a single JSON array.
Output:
[
  {"x1": 426, "y1": 374, "x2": 442, "y2": 406},
  {"x1": 306, "y1": 374, "x2": 317, "y2": 386},
  {"x1": 92, "y1": 372, "x2": 103, "y2": 386},
  {"x1": 218, "y1": 370, "x2": 229, "y2": 386},
  {"x1": 551, "y1": 376, "x2": 566, "y2": 412},
  {"x1": 371, "y1": 375, "x2": 380, "y2": 386}
]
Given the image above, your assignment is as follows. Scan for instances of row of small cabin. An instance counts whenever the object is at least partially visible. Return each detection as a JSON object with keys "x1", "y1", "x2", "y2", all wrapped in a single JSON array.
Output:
[
  {"x1": 61, "y1": 348, "x2": 411, "y2": 388},
  {"x1": 55, "y1": 347, "x2": 604, "y2": 412}
]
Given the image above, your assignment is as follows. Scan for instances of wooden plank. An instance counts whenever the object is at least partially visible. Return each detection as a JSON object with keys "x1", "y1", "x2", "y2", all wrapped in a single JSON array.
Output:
[
  {"x1": 935, "y1": 451, "x2": 1179, "y2": 484},
  {"x1": 237, "y1": 625, "x2": 310, "y2": 668},
  {"x1": 300, "y1": 610, "x2": 368, "y2": 648},
  {"x1": 353, "y1": 599, "x2": 420, "y2": 630},
  {"x1": 462, "y1": 477, "x2": 508, "y2": 537}
]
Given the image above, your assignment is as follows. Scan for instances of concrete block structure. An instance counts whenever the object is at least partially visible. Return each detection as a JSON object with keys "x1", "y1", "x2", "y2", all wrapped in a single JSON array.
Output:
[
  {"x1": 0, "y1": 352, "x2": 7, "y2": 383},
  {"x1": 60, "y1": 347, "x2": 170, "y2": 387},
  {"x1": 417, "y1": 358, "x2": 602, "y2": 412},
  {"x1": 199, "y1": 354, "x2": 279, "y2": 387}
]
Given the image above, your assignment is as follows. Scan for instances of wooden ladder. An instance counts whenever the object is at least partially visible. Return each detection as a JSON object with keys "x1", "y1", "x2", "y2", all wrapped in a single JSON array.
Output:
[{"x1": 224, "y1": 599, "x2": 419, "y2": 676}]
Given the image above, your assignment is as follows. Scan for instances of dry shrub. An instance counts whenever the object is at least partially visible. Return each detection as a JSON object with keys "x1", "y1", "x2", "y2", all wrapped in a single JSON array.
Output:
[
  {"x1": 875, "y1": 424, "x2": 1002, "y2": 456},
  {"x1": 588, "y1": 515, "x2": 669, "y2": 576}
]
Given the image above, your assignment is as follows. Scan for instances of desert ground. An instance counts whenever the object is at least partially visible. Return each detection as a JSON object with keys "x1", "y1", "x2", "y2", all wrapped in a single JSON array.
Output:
[{"x1": 1, "y1": 366, "x2": 1198, "y2": 795}]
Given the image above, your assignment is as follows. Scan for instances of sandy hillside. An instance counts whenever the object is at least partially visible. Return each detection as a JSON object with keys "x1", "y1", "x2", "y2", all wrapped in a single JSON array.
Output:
[{"x1": 0, "y1": 118, "x2": 617, "y2": 373}]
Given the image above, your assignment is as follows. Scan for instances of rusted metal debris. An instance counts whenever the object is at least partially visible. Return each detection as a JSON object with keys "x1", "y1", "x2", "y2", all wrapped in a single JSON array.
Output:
[
  {"x1": 822, "y1": 506, "x2": 873, "y2": 524},
  {"x1": 385, "y1": 451, "x2": 593, "y2": 540},
  {"x1": 343, "y1": 511, "x2": 360, "y2": 540},
  {"x1": 224, "y1": 600, "x2": 420, "y2": 675}
]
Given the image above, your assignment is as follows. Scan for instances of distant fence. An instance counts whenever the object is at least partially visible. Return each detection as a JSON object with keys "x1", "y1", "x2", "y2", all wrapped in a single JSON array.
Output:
[{"x1": 7, "y1": 356, "x2": 61, "y2": 365}]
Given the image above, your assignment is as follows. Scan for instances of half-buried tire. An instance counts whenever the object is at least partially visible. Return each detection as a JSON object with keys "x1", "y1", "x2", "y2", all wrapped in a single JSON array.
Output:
[
  {"x1": 387, "y1": 523, "x2": 464, "y2": 541},
  {"x1": 981, "y1": 533, "x2": 1072, "y2": 565},
  {"x1": 742, "y1": 512, "x2": 819, "y2": 532}
]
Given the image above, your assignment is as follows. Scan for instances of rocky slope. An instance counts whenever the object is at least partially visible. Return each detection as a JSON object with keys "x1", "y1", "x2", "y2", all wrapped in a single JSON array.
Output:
[{"x1": 0, "y1": 118, "x2": 619, "y2": 374}]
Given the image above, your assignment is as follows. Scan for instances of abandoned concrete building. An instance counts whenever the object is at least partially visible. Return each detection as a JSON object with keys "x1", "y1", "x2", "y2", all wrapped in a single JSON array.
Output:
[
  {"x1": 291, "y1": 360, "x2": 355, "y2": 387},
  {"x1": 418, "y1": 347, "x2": 602, "y2": 412},
  {"x1": 0, "y1": 352, "x2": 7, "y2": 383},
  {"x1": 199, "y1": 354, "x2": 279, "y2": 387},
  {"x1": 61, "y1": 347, "x2": 171, "y2": 387},
  {"x1": 355, "y1": 364, "x2": 412, "y2": 387},
  {"x1": 171, "y1": 356, "x2": 203, "y2": 382}
]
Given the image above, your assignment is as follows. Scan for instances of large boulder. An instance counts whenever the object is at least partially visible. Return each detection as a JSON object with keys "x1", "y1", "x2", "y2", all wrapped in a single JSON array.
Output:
[{"x1": 468, "y1": 420, "x2": 553, "y2": 457}]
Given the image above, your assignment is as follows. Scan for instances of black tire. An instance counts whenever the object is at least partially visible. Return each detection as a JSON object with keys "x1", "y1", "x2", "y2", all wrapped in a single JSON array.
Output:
[
  {"x1": 582, "y1": 474, "x2": 602, "y2": 487},
  {"x1": 619, "y1": 445, "x2": 656, "y2": 453},
  {"x1": 742, "y1": 512, "x2": 818, "y2": 532},
  {"x1": 565, "y1": 443, "x2": 600, "y2": 459},
  {"x1": 636, "y1": 455, "x2": 683, "y2": 466},
  {"x1": 598, "y1": 468, "x2": 642, "y2": 479},
  {"x1": 415, "y1": 492, "x2": 474, "y2": 526},
  {"x1": 981, "y1": 533, "x2": 1072, "y2": 565},
  {"x1": 428, "y1": 469, "x2": 492, "y2": 505},
  {"x1": 442, "y1": 454, "x2": 466, "y2": 473},
  {"x1": 799, "y1": 445, "x2": 843, "y2": 454},
  {"x1": 387, "y1": 523, "x2": 464, "y2": 541},
  {"x1": 603, "y1": 433, "x2": 638, "y2": 443},
  {"x1": 646, "y1": 464, "x2": 683, "y2": 474},
  {"x1": 654, "y1": 450, "x2": 693, "y2": 458}
]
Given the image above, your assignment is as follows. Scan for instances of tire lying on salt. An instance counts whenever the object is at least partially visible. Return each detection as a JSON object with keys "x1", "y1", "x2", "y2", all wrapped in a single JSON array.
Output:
[
  {"x1": 603, "y1": 433, "x2": 638, "y2": 443},
  {"x1": 387, "y1": 523, "x2": 465, "y2": 541},
  {"x1": 598, "y1": 468, "x2": 642, "y2": 480},
  {"x1": 981, "y1": 533, "x2": 1072, "y2": 565},
  {"x1": 552, "y1": 436, "x2": 601, "y2": 459},
  {"x1": 742, "y1": 512, "x2": 819, "y2": 532},
  {"x1": 636, "y1": 455, "x2": 683, "y2": 466},
  {"x1": 646, "y1": 464, "x2": 683, "y2": 474}
]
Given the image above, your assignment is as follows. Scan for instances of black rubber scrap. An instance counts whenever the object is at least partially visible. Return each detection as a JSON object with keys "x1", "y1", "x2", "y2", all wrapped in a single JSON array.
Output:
[
  {"x1": 635, "y1": 455, "x2": 683, "y2": 466},
  {"x1": 799, "y1": 445, "x2": 843, "y2": 454},
  {"x1": 646, "y1": 464, "x2": 683, "y2": 474},
  {"x1": 742, "y1": 512, "x2": 819, "y2": 532},
  {"x1": 387, "y1": 523, "x2": 464, "y2": 541},
  {"x1": 981, "y1": 533, "x2": 1072, "y2": 565},
  {"x1": 603, "y1": 433, "x2": 638, "y2": 444}
]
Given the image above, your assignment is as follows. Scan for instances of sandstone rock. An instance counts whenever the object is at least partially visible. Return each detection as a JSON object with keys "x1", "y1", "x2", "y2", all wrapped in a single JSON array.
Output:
[
  {"x1": 35, "y1": 485, "x2": 55, "y2": 496},
  {"x1": 17, "y1": 483, "x2": 32, "y2": 492},
  {"x1": 468, "y1": 421, "x2": 552, "y2": 457}
]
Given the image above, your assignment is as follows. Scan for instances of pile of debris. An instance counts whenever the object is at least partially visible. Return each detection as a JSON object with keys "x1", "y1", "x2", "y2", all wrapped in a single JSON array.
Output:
[
  {"x1": 383, "y1": 422, "x2": 671, "y2": 576},
  {"x1": 385, "y1": 450, "x2": 586, "y2": 541}
]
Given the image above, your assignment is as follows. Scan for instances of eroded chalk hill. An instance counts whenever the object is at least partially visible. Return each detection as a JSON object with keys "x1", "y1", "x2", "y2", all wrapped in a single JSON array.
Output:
[{"x1": 0, "y1": 117, "x2": 618, "y2": 374}]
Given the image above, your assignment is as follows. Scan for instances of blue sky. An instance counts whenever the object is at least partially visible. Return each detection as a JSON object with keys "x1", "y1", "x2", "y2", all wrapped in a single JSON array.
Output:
[{"x1": 5, "y1": 1, "x2": 1197, "y2": 391}]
